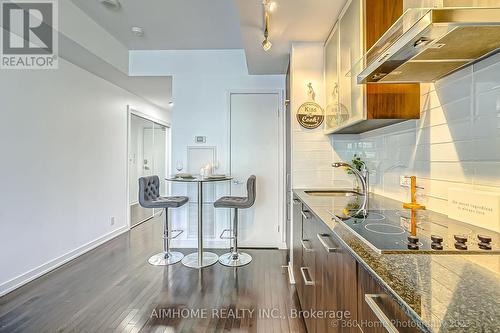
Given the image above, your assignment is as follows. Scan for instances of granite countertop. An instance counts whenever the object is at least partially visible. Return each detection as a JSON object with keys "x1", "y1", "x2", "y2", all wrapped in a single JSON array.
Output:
[{"x1": 293, "y1": 189, "x2": 500, "y2": 333}]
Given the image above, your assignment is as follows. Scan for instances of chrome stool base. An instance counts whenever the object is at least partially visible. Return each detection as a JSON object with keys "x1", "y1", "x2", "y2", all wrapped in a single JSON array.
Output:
[
  {"x1": 182, "y1": 252, "x2": 219, "y2": 269},
  {"x1": 218, "y1": 252, "x2": 252, "y2": 267},
  {"x1": 148, "y1": 251, "x2": 184, "y2": 266}
]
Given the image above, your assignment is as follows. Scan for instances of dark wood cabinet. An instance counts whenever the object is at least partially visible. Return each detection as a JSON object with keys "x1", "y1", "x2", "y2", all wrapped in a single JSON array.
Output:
[
  {"x1": 357, "y1": 266, "x2": 421, "y2": 333},
  {"x1": 315, "y1": 221, "x2": 359, "y2": 333},
  {"x1": 294, "y1": 203, "x2": 359, "y2": 333},
  {"x1": 292, "y1": 196, "x2": 423, "y2": 333},
  {"x1": 301, "y1": 208, "x2": 317, "y2": 333},
  {"x1": 292, "y1": 196, "x2": 304, "y2": 305},
  {"x1": 293, "y1": 197, "x2": 319, "y2": 333}
]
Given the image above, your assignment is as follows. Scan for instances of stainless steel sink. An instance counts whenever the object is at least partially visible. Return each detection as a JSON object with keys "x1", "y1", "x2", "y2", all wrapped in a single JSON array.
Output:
[{"x1": 304, "y1": 190, "x2": 360, "y2": 197}]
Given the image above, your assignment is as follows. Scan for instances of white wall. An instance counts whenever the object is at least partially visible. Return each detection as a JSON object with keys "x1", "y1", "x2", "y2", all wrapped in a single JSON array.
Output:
[
  {"x1": 130, "y1": 49, "x2": 285, "y2": 247},
  {"x1": 0, "y1": 58, "x2": 169, "y2": 296},
  {"x1": 59, "y1": 1, "x2": 129, "y2": 73},
  {"x1": 290, "y1": 43, "x2": 349, "y2": 189},
  {"x1": 332, "y1": 53, "x2": 500, "y2": 223}
]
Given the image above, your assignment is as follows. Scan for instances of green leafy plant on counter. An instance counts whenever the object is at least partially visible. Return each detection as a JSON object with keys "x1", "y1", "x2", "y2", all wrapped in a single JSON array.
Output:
[
  {"x1": 346, "y1": 154, "x2": 365, "y2": 193},
  {"x1": 349, "y1": 154, "x2": 364, "y2": 173}
]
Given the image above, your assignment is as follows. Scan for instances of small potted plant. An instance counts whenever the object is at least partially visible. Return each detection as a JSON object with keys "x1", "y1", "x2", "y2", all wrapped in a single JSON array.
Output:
[{"x1": 347, "y1": 154, "x2": 364, "y2": 191}]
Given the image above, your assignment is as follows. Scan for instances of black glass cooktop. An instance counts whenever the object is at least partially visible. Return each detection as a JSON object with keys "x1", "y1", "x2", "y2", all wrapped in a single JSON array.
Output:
[{"x1": 329, "y1": 209, "x2": 500, "y2": 254}]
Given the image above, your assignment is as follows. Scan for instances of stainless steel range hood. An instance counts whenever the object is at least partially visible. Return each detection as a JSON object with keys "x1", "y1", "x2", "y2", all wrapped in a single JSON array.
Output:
[{"x1": 356, "y1": 7, "x2": 500, "y2": 84}]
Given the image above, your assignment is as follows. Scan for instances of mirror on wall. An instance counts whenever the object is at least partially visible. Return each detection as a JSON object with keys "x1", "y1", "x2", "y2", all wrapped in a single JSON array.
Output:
[{"x1": 129, "y1": 113, "x2": 169, "y2": 227}]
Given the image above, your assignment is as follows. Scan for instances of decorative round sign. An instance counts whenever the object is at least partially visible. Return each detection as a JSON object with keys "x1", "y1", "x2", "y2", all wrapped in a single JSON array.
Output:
[{"x1": 297, "y1": 101, "x2": 324, "y2": 129}]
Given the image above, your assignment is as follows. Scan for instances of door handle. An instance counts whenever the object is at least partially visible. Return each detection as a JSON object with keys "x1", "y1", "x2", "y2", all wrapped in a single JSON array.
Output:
[
  {"x1": 365, "y1": 294, "x2": 400, "y2": 333},
  {"x1": 301, "y1": 211, "x2": 311, "y2": 220},
  {"x1": 293, "y1": 199, "x2": 301, "y2": 204},
  {"x1": 316, "y1": 234, "x2": 339, "y2": 253},
  {"x1": 300, "y1": 267, "x2": 314, "y2": 286},
  {"x1": 300, "y1": 239, "x2": 313, "y2": 252}
]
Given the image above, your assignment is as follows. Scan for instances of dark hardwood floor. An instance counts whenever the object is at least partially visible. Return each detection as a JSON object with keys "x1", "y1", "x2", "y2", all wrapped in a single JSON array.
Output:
[{"x1": 0, "y1": 217, "x2": 305, "y2": 333}]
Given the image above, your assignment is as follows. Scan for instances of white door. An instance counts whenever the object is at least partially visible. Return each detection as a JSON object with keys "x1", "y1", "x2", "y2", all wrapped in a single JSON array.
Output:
[{"x1": 230, "y1": 93, "x2": 281, "y2": 247}]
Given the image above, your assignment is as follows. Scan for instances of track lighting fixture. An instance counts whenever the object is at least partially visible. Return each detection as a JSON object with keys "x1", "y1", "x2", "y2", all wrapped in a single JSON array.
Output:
[{"x1": 262, "y1": 0, "x2": 274, "y2": 51}]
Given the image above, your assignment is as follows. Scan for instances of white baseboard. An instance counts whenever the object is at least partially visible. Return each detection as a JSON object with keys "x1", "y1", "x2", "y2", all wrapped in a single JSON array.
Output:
[{"x1": 0, "y1": 225, "x2": 129, "y2": 297}]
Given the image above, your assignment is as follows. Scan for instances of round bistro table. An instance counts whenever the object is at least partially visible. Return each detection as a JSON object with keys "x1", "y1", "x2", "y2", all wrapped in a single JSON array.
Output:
[{"x1": 166, "y1": 175, "x2": 232, "y2": 268}]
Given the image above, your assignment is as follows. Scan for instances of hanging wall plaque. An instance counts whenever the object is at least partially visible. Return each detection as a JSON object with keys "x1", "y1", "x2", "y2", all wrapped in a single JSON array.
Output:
[{"x1": 297, "y1": 83, "x2": 324, "y2": 129}]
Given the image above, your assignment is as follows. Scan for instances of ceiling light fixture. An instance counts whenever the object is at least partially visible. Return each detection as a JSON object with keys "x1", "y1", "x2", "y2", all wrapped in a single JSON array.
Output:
[
  {"x1": 262, "y1": 0, "x2": 274, "y2": 52},
  {"x1": 99, "y1": 0, "x2": 121, "y2": 10},
  {"x1": 131, "y1": 26, "x2": 144, "y2": 37},
  {"x1": 264, "y1": 0, "x2": 277, "y2": 12}
]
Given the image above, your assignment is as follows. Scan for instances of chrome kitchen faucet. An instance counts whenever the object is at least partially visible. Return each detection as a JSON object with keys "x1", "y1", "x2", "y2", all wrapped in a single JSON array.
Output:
[{"x1": 332, "y1": 162, "x2": 369, "y2": 218}]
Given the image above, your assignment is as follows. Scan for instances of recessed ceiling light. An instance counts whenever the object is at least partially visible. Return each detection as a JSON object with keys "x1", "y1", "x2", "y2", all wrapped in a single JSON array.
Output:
[
  {"x1": 99, "y1": 0, "x2": 121, "y2": 10},
  {"x1": 131, "y1": 26, "x2": 144, "y2": 37}
]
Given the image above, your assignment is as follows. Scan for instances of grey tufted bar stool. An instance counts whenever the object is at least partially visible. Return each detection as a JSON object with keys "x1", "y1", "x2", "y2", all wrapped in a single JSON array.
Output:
[
  {"x1": 138, "y1": 175, "x2": 188, "y2": 266},
  {"x1": 214, "y1": 175, "x2": 256, "y2": 267}
]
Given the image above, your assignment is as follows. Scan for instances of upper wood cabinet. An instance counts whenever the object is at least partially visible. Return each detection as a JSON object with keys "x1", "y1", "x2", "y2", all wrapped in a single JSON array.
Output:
[{"x1": 324, "y1": 0, "x2": 420, "y2": 134}]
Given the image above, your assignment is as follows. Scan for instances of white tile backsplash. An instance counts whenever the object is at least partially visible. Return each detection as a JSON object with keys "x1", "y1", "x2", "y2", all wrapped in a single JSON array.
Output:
[
  {"x1": 290, "y1": 45, "x2": 499, "y2": 230},
  {"x1": 329, "y1": 53, "x2": 500, "y2": 219},
  {"x1": 291, "y1": 43, "x2": 335, "y2": 189}
]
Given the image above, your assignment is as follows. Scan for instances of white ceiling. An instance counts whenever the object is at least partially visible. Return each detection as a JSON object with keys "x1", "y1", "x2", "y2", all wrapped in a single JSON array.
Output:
[
  {"x1": 70, "y1": 0, "x2": 347, "y2": 74},
  {"x1": 235, "y1": 0, "x2": 347, "y2": 74},
  {"x1": 60, "y1": 33, "x2": 173, "y2": 110},
  {"x1": 70, "y1": 0, "x2": 243, "y2": 50}
]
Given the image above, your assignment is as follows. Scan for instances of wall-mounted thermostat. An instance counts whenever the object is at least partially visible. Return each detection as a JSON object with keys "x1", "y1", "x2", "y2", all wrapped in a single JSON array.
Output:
[{"x1": 195, "y1": 136, "x2": 206, "y2": 143}]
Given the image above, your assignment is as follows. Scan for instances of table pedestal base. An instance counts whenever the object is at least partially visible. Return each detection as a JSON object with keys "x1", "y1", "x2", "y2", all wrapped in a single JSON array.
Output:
[{"x1": 181, "y1": 252, "x2": 219, "y2": 268}]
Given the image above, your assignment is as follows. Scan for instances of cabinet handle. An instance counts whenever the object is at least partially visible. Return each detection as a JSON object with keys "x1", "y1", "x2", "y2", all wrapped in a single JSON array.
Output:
[
  {"x1": 301, "y1": 211, "x2": 311, "y2": 220},
  {"x1": 300, "y1": 267, "x2": 314, "y2": 286},
  {"x1": 300, "y1": 239, "x2": 313, "y2": 252},
  {"x1": 364, "y1": 294, "x2": 399, "y2": 333},
  {"x1": 316, "y1": 234, "x2": 339, "y2": 253},
  {"x1": 293, "y1": 199, "x2": 301, "y2": 204}
]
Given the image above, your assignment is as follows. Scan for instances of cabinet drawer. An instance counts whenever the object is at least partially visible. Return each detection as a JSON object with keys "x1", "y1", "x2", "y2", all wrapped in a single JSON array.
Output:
[
  {"x1": 299, "y1": 262, "x2": 316, "y2": 333},
  {"x1": 316, "y1": 222, "x2": 359, "y2": 333},
  {"x1": 301, "y1": 209, "x2": 317, "y2": 333},
  {"x1": 301, "y1": 208, "x2": 315, "y2": 239},
  {"x1": 292, "y1": 196, "x2": 304, "y2": 306},
  {"x1": 358, "y1": 266, "x2": 421, "y2": 333}
]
